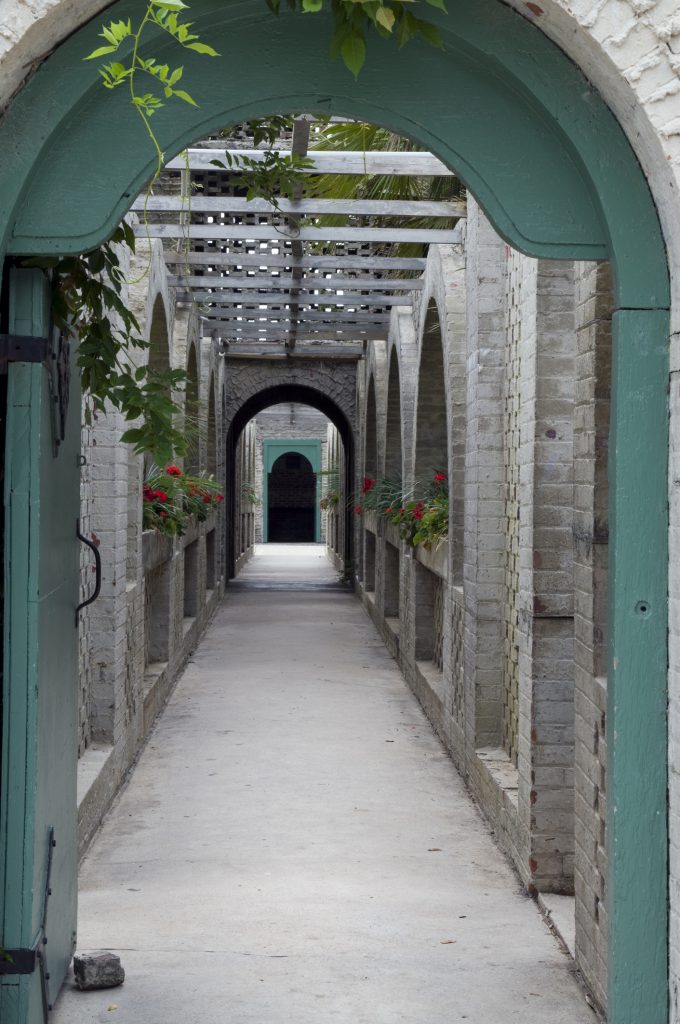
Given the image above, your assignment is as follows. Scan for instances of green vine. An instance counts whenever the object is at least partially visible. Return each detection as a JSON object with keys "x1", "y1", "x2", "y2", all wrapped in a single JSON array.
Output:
[
  {"x1": 27, "y1": 224, "x2": 186, "y2": 464},
  {"x1": 85, "y1": 1, "x2": 219, "y2": 205},
  {"x1": 56, "y1": 0, "x2": 448, "y2": 464}
]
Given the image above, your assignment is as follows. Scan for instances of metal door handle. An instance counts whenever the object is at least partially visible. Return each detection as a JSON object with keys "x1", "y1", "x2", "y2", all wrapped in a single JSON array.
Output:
[{"x1": 76, "y1": 519, "x2": 101, "y2": 626}]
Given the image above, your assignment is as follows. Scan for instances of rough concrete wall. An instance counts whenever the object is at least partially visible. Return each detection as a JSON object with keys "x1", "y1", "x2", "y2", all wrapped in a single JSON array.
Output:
[
  {"x1": 76, "y1": 255, "x2": 227, "y2": 855},
  {"x1": 357, "y1": 221, "x2": 610, "y2": 1006},
  {"x1": 463, "y1": 199, "x2": 507, "y2": 757},
  {"x1": 503, "y1": 248, "x2": 526, "y2": 765},
  {"x1": 572, "y1": 260, "x2": 612, "y2": 1012},
  {"x1": 515, "y1": 259, "x2": 577, "y2": 898}
]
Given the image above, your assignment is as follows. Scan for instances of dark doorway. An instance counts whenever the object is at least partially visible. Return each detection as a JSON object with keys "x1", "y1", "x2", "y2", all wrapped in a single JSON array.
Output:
[{"x1": 268, "y1": 452, "x2": 316, "y2": 542}]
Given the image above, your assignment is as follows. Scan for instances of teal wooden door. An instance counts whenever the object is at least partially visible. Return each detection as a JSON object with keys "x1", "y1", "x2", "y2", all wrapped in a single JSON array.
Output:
[{"x1": 0, "y1": 269, "x2": 81, "y2": 1023}]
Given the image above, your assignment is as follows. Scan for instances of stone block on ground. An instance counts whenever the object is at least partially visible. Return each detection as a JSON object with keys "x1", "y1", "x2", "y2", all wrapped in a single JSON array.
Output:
[{"x1": 73, "y1": 951, "x2": 125, "y2": 990}]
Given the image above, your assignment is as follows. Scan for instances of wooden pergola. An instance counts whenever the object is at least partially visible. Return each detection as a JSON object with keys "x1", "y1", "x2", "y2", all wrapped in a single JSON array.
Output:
[{"x1": 131, "y1": 118, "x2": 466, "y2": 358}]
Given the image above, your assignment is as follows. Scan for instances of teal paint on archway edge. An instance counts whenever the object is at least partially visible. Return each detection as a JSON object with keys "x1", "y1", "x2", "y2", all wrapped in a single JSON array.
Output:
[
  {"x1": 263, "y1": 440, "x2": 322, "y2": 543},
  {"x1": 0, "y1": 2, "x2": 669, "y2": 1021}
]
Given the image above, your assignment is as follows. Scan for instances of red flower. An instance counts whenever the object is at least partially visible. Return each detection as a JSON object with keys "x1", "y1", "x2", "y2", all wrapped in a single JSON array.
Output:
[
  {"x1": 166, "y1": 465, "x2": 182, "y2": 477},
  {"x1": 159, "y1": 510, "x2": 168, "y2": 518},
  {"x1": 413, "y1": 509, "x2": 424, "y2": 520},
  {"x1": 399, "y1": 507, "x2": 405, "y2": 515},
  {"x1": 143, "y1": 486, "x2": 154, "y2": 502},
  {"x1": 154, "y1": 489, "x2": 168, "y2": 503},
  {"x1": 216, "y1": 495, "x2": 224, "y2": 502},
  {"x1": 354, "y1": 505, "x2": 363, "y2": 515},
  {"x1": 433, "y1": 472, "x2": 446, "y2": 483},
  {"x1": 203, "y1": 495, "x2": 212, "y2": 504},
  {"x1": 362, "y1": 477, "x2": 376, "y2": 494},
  {"x1": 385, "y1": 507, "x2": 393, "y2": 515}
]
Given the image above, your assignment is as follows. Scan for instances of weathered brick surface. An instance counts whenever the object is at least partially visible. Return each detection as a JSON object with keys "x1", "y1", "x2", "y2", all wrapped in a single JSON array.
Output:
[
  {"x1": 76, "y1": 246, "x2": 228, "y2": 857},
  {"x1": 355, "y1": 214, "x2": 606, "y2": 1010}
]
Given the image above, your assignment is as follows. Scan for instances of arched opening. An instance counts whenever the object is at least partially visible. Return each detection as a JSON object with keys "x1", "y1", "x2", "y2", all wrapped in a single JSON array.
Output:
[
  {"x1": 0, "y1": 4, "x2": 670, "y2": 1019},
  {"x1": 207, "y1": 374, "x2": 217, "y2": 478},
  {"x1": 148, "y1": 295, "x2": 171, "y2": 376},
  {"x1": 382, "y1": 350, "x2": 403, "y2": 624},
  {"x1": 184, "y1": 343, "x2": 199, "y2": 474},
  {"x1": 226, "y1": 384, "x2": 354, "y2": 579},
  {"x1": 385, "y1": 351, "x2": 403, "y2": 482},
  {"x1": 267, "y1": 451, "x2": 317, "y2": 543},
  {"x1": 414, "y1": 301, "x2": 447, "y2": 485},
  {"x1": 364, "y1": 376, "x2": 378, "y2": 481}
]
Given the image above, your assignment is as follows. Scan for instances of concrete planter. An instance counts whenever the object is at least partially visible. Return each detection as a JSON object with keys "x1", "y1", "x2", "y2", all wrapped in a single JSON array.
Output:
[
  {"x1": 414, "y1": 538, "x2": 449, "y2": 580},
  {"x1": 364, "y1": 510, "x2": 378, "y2": 535},
  {"x1": 142, "y1": 529, "x2": 173, "y2": 573},
  {"x1": 385, "y1": 521, "x2": 401, "y2": 548}
]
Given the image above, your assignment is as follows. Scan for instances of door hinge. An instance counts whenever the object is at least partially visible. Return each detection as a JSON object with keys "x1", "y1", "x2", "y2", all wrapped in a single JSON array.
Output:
[
  {"x1": 0, "y1": 333, "x2": 49, "y2": 367},
  {"x1": 0, "y1": 948, "x2": 37, "y2": 975}
]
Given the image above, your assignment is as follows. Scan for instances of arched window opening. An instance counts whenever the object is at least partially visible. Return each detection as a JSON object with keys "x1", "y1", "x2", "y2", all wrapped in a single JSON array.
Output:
[
  {"x1": 385, "y1": 352, "x2": 402, "y2": 482},
  {"x1": 268, "y1": 452, "x2": 317, "y2": 543},
  {"x1": 184, "y1": 344, "x2": 200, "y2": 475},
  {"x1": 364, "y1": 377, "x2": 378, "y2": 482},
  {"x1": 415, "y1": 301, "x2": 448, "y2": 485},
  {"x1": 362, "y1": 378, "x2": 379, "y2": 592},
  {"x1": 207, "y1": 376, "x2": 217, "y2": 478}
]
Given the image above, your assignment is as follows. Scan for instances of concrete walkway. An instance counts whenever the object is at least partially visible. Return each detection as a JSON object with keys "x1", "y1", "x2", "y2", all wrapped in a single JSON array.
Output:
[{"x1": 54, "y1": 545, "x2": 593, "y2": 1024}]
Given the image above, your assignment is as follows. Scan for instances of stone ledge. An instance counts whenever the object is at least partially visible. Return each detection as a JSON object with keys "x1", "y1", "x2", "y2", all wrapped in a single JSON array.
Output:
[
  {"x1": 142, "y1": 529, "x2": 173, "y2": 573},
  {"x1": 414, "y1": 539, "x2": 449, "y2": 580}
]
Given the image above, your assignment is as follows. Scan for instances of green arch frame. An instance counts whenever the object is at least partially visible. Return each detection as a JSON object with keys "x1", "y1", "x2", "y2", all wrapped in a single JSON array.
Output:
[
  {"x1": 0, "y1": 1, "x2": 670, "y2": 1021},
  {"x1": 263, "y1": 440, "x2": 322, "y2": 543}
]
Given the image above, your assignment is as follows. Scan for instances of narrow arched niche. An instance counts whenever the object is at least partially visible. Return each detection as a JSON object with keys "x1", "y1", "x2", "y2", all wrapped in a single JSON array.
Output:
[
  {"x1": 184, "y1": 344, "x2": 199, "y2": 475},
  {"x1": 385, "y1": 352, "x2": 403, "y2": 482},
  {"x1": 415, "y1": 301, "x2": 448, "y2": 485}
]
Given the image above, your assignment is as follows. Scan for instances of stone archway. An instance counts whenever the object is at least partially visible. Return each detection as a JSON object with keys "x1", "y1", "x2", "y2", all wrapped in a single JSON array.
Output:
[{"x1": 0, "y1": 4, "x2": 671, "y2": 1019}]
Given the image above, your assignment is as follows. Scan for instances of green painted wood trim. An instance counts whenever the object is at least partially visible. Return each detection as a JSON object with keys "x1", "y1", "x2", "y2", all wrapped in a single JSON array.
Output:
[
  {"x1": 608, "y1": 308, "x2": 669, "y2": 1024},
  {"x1": 263, "y1": 440, "x2": 321, "y2": 543},
  {"x1": 0, "y1": 271, "x2": 48, "y2": 1022},
  {"x1": 0, "y1": 0, "x2": 668, "y2": 307}
]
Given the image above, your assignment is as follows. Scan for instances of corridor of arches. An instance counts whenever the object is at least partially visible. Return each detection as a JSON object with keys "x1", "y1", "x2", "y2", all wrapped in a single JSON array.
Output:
[{"x1": 0, "y1": 0, "x2": 673, "y2": 1020}]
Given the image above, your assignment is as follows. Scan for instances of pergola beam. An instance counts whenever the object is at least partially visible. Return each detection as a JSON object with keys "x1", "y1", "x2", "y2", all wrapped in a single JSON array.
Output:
[
  {"x1": 131, "y1": 195, "x2": 465, "y2": 217},
  {"x1": 201, "y1": 309, "x2": 390, "y2": 324},
  {"x1": 166, "y1": 148, "x2": 454, "y2": 176},
  {"x1": 163, "y1": 252, "x2": 427, "y2": 271},
  {"x1": 168, "y1": 275, "x2": 423, "y2": 291},
  {"x1": 176, "y1": 292, "x2": 413, "y2": 307},
  {"x1": 135, "y1": 224, "x2": 462, "y2": 244},
  {"x1": 203, "y1": 323, "x2": 385, "y2": 340}
]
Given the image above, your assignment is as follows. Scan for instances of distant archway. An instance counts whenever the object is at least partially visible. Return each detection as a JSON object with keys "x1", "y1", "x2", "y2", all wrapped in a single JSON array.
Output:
[
  {"x1": 226, "y1": 383, "x2": 354, "y2": 577},
  {"x1": 267, "y1": 451, "x2": 317, "y2": 543}
]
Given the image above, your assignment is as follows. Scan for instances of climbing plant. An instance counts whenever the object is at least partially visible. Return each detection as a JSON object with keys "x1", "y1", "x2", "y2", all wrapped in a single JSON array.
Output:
[
  {"x1": 27, "y1": 223, "x2": 186, "y2": 464},
  {"x1": 56, "y1": 0, "x2": 449, "y2": 462}
]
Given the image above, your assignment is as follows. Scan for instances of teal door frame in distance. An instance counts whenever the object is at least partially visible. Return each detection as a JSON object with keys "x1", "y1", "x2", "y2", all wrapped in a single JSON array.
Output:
[{"x1": 263, "y1": 440, "x2": 322, "y2": 543}]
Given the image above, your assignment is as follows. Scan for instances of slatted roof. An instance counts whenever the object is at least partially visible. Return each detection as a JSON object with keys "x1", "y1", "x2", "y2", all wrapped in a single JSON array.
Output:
[{"x1": 131, "y1": 118, "x2": 465, "y2": 358}]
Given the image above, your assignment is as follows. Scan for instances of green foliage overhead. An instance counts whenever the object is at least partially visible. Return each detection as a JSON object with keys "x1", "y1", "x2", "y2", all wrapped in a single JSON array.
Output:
[
  {"x1": 266, "y1": 0, "x2": 448, "y2": 77},
  {"x1": 26, "y1": 224, "x2": 187, "y2": 464}
]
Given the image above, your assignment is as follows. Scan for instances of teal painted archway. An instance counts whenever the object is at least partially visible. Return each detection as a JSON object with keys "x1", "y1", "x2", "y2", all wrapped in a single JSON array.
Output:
[
  {"x1": 0, "y1": 2, "x2": 669, "y2": 1022},
  {"x1": 263, "y1": 440, "x2": 322, "y2": 543}
]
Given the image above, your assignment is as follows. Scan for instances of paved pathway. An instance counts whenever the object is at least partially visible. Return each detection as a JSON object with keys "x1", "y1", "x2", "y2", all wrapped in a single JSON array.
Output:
[{"x1": 54, "y1": 545, "x2": 594, "y2": 1024}]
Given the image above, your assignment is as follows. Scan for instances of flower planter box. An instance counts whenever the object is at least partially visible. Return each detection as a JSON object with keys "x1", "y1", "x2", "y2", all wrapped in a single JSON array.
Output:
[
  {"x1": 142, "y1": 529, "x2": 173, "y2": 573},
  {"x1": 414, "y1": 538, "x2": 449, "y2": 580},
  {"x1": 364, "y1": 510, "x2": 378, "y2": 535},
  {"x1": 385, "y1": 521, "x2": 401, "y2": 548}
]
